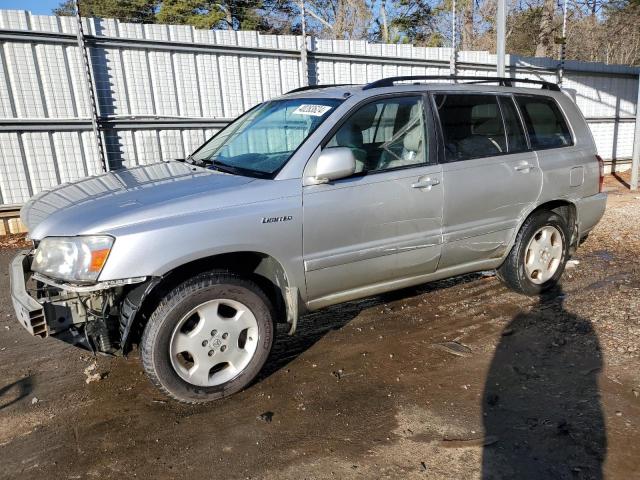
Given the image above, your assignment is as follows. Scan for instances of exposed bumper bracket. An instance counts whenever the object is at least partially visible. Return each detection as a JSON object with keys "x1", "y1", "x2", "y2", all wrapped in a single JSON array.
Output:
[{"x1": 9, "y1": 251, "x2": 48, "y2": 337}]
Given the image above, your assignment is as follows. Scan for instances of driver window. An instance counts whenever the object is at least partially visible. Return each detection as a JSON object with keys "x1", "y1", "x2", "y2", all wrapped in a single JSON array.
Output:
[{"x1": 326, "y1": 96, "x2": 428, "y2": 173}]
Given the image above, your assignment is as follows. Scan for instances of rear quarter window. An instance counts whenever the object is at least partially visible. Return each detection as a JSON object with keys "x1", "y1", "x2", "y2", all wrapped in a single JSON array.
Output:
[{"x1": 515, "y1": 95, "x2": 573, "y2": 149}]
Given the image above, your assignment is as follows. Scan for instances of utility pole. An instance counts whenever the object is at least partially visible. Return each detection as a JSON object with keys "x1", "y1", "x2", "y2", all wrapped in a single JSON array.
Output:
[
  {"x1": 299, "y1": 0, "x2": 309, "y2": 86},
  {"x1": 496, "y1": 0, "x2": 506, "y2": 77},
  {"x1": 74, "y1": 0, "x2": 108, "y2": 172},
  {"x1": 631, "y1": 73, "x2": 640, "y2": 190},
  {"x1": 450, "y1": 0, "x2": 457, "y2": 76}
]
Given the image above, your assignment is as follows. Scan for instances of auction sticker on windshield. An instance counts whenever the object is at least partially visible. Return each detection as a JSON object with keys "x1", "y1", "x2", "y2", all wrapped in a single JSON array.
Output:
[{"x1": 292, "y1": 104, "x2": 333, "y2": 116}]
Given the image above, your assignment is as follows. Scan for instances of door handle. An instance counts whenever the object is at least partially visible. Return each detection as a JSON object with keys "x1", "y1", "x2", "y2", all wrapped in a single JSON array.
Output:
[
  {"x1": 411, "y1": 178, "x2": 440, "y2": 189},
  {"x1": 514, "y1": 163, "x2": 535, "y2": 172}
]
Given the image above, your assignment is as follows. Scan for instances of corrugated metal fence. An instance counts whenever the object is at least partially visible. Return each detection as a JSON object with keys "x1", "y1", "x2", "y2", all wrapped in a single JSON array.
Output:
[{"x1": 0, "y1": 8, "x2": 638, "y2": 213}]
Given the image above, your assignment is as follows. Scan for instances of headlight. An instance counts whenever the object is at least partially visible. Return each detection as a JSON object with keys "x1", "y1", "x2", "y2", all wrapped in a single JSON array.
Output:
[{"x1": 31, "y1": 236, "x2": 114, "y2": 283}]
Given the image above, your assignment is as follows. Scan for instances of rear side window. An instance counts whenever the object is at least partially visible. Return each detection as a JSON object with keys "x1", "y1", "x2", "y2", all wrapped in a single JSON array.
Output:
[
  {"x1": 434, "y1": 94, "x2": 506, "y2": 161},
  {"x1": 515, "y1": 95, "x2": 572, "y2": 149}
]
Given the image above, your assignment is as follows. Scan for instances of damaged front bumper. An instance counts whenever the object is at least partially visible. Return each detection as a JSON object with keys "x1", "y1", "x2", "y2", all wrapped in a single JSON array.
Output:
[
  {"x1": 10, "y1": 251, "x2": 47, "y2": 337},
  {"x1": 9, "y1": 250, "x2": 154, "y2": 354}
]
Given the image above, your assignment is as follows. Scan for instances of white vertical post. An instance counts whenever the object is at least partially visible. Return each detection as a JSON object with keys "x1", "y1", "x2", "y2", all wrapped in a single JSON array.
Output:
[
  {"x1": 631, "y1": 73, "x2": 640, "y2": 190},
  {"x1": 450, "y1": 0, "x2": 457, "y2": 76},
  {"x1": 496, "y1": 0, "x2": 506, "y2": 77}
]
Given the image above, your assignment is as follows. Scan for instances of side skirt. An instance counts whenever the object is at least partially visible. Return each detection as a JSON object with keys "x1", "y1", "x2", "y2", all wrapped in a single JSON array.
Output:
[{"x1": 305, "y1": 258, "x2": 503, "y2": 311}]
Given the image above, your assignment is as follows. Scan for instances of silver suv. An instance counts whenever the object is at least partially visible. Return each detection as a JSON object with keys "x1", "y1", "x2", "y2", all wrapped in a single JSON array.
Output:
[{"x1": 10, "y1": 76, "x2": 607, "y2": 403}]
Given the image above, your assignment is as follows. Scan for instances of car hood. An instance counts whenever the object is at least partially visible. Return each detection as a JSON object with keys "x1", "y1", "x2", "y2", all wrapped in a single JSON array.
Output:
[{"x1": 23, "y1": 161, "x2": 258, "y2": 239}]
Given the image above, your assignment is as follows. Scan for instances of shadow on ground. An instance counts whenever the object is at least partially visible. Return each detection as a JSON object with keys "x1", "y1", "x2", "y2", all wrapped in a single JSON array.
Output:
[
  {"x1": 0, "y1": 376, "x2": 33, "y2": 411},
  {"x1": 482, "y1": 286, "x2": 606, "y2": 479}
]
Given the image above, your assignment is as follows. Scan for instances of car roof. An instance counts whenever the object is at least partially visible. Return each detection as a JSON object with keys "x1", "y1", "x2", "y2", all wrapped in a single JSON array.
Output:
[{"x1": 278, "y1": 76, "x2": 562, "y2": 101}]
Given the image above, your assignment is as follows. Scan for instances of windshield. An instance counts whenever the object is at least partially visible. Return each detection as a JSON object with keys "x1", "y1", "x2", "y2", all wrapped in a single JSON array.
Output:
[{"x1": 191, "y1": 98, "x2": 342, "y2": 177}]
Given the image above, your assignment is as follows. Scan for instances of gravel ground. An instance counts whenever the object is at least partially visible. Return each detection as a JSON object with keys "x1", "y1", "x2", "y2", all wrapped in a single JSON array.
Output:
[{"x1": 0, "y1": 175, "x2": 638, "y2": 479}]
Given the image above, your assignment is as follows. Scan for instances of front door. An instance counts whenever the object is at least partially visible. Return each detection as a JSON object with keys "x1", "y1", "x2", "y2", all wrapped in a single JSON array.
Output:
[
  {"x1": 302, "y1": 95, "x2": 443, "y2": 306},
  {"x1": 432, "y1": 93, "x2": 542, "y2": 269}
]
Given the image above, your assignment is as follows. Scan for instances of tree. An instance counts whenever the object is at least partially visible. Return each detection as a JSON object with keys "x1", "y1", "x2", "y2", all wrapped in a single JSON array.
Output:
[
  {"x1": 303, "y1": 0, "x2": 372, "y2": 39},
  {"x1": 54, "y1": 0, "x2": 272, "y2": 30},
  {"x1": 566, "y1": 0, "x2": 640, "y2": 65},
  {"x1": 506, "y1": 7, "x2": 543, "y2": 57},
  {"x1": 535, "y1": 0, "x2": 557, "y2": 57},
  {"x1": 155, "y1": 0, "x2": 225, "y2": 28},
  {"x1": 53, "y1": 0, "x2": 158, "y2": 23},
  {"x1": 461, "y1": 0, "x2": 474, "y2": 50},
  {"x1": 387, "y1": 0, "x2": 442, "y2": 45},
  {"x1": 380, "y1": 0, "x2": 390, "y2": 42},
  {"x1": 51, "y1": 0, "x2": 640, "y2": 66},
  {"x1": 155, "y1": 0, "x2": 268, "y2": 30}
]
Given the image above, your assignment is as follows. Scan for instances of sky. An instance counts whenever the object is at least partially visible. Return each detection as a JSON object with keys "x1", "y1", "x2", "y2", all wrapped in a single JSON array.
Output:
[{"x1": 1, "y1": 0, "x2": 59, "y2": 15}]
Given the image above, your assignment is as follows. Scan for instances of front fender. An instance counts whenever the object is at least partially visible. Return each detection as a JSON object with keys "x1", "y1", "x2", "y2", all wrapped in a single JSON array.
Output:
[
  {"x1": 98, "y1": 195, "x2": 305, "y2": 298},
  {"x1": 119, "y1": 277, "x2": 162, "y2": 354}
]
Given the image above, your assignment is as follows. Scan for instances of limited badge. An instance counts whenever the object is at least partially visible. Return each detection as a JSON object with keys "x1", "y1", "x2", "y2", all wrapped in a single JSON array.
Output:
[{"x1": 261, "y1": 216, "x2": 293, "y2": 224}]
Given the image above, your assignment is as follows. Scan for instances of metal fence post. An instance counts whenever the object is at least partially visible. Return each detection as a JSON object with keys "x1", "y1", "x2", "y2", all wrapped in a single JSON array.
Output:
[
  {"x1": 557, "y1": 0, "x2": 568, "y2": 85},
  {"x1": 299, "y1": 0, "x2": 309, "y2": 87},
  {"x1": 631, "y1": 73, "x2": 640, "y2": 190},
  {"x1": 74, "y1": 1, "x2": 108, "y2": 172}
]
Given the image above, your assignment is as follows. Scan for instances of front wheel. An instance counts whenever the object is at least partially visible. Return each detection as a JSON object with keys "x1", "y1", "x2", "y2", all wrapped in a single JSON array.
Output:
[
  {"x1": 140, "y1": 271, "x2": 275, "y2": 404},
  {"x1": 497, "y1": 210, "x2": 570, "y2": 296}
]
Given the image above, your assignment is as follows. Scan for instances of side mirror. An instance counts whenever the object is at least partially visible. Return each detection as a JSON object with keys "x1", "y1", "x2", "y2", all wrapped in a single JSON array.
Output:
[{"x1": 314, "y1": 147, "x2": 357, "y2": 184}]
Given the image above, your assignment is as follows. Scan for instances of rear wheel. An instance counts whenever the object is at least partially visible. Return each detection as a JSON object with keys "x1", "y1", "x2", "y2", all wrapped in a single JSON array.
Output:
[
  {"x1": 140, "y1": 271, "x2": 275, "y2": 404},
  {"x1": 497, "y1": 210, "x2": 570, "y2": 295}
]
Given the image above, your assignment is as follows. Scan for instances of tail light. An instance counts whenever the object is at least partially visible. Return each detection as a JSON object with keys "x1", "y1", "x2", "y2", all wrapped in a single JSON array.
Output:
[{"x1": 596, "y1": 155, "x2": 604, "y2": 192}]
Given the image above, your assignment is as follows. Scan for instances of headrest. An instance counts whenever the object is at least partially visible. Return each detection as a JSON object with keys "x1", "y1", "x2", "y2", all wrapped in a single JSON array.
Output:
[
  {"x1": 334, "y1": 103, "x2": 379, "y2": 148},
  {"x1": 473, "y1": 117, "x2": 502, "y2": 136},
  {"x1": 336, "y1": 125, "x2": 363, "y2": 148},
  {"x1": 524, "y1": 104, "x2": 556, "y2": 135},
  {"x1": 403, "y1": 104, "x2": 423, "y2": 152},
  {"x1": 350, "y1": 103, "x2": 379, "y2": 129},
  {"x1": 403, "y1": 125, "x2": 422, "y2": 152}
]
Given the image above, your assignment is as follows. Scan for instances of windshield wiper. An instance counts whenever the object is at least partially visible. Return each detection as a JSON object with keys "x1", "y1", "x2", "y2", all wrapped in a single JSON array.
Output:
[
  {"x1": 210, "y1": 160, "x2": 272, "y2": 179},
  {"x1": 209, "y1": 162, "x2": 241, "y2": 175},
  {"x1": 186, "y1": 156, "x2": 230, "y2": 172},
  {"x1": 186, "y1": 156, "x2": 272, "y2": 179},
  {"x1": 220, "y1": 163, "x2": 272, "y2": 178},
  {"x1": 184, "y1": 154, "x2": 203, "y2": 166}
]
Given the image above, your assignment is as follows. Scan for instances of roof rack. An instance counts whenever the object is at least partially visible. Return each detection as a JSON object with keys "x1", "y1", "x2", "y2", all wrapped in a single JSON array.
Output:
[
  {"x1": 286, "y1": 84, "x2": 355, "y2": 94},
  {"x1": 362, "y1": 76, "x2": 560, "y2": 91}
]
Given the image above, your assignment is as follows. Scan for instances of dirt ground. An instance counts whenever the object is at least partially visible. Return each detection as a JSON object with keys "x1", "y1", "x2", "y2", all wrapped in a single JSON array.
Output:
[{"x1": 0, "y1": 175, "x2": 639, "y2": 480}]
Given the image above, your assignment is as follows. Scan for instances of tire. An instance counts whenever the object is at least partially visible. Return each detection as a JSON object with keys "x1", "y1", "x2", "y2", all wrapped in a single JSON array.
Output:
[
  {"x1": 497, "y1": 210, "x2": 570, "y2": 296},
  {"x1": 140, "y1": 271, "x2": 275, "y2": 404}
]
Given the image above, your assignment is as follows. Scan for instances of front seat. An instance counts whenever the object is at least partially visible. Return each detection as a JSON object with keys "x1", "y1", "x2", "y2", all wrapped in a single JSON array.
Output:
[
  {"x1": 457, "y1": 117, "x2": 505, "y2": 158},
  {"x1": 333, "y1": 103, "x2": 379, "y2": 172},
  {"x1": 378, "y1": 104, "x2": 424, "y2": 169},
  {"x1": 335, "y1": 124, "x2": 367, "y2": 172}
]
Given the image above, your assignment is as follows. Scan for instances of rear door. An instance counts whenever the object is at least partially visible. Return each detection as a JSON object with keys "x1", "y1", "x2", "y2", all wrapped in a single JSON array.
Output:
[
  {"x1": 302, "y1": 94, "x2": 443, "y2": 305},
  {"x1": 514, "y1": 94, "x2": 591, "y2": 199},
  {"x1": 433, "y1": 92, "x2": 542, "y2": 270}
]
